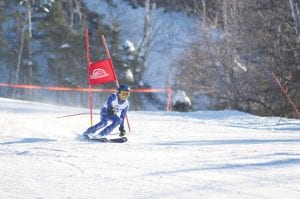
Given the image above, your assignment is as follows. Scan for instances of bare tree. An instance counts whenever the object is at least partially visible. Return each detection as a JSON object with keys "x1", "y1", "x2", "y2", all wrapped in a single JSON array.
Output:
[
  {"x1": 136, "y1": 0, "x2": 156, "y2": 80},
  {"x1": 12, "y1": 14, "x2": 27, "y2": 98},
  {"x1": 64, "y1": 0, "x2": 82, "y2": 29},
  {"x1": 289, "y1": 0, "x2": 300, "y2": 37},
  {"x1": 175, "y1": 0, "x2": 300, "y2": 117}
]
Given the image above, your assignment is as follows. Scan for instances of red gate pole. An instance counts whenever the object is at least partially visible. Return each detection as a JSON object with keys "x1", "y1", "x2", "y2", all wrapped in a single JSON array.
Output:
[
  {"x1": 85, "y1": 28, "x2": 93, "y2": 126},
  {"x1": 272, "y1": 72, "x2": 300, "y2": 118},
  {"x1": 101, "y1": 35, "x2": 132, "y2": 132},
  {"x1": 166, "y1": 88, "x2": 172, "y2": 111},
  {"x1": 166, "y1": 72, "x2": 172, "y2": 111}
]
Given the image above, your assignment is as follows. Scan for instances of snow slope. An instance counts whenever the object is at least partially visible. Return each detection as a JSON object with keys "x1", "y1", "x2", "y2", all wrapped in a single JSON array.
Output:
[{"x1": 1, "y1": 97, "x2": 300, "y2": 198}]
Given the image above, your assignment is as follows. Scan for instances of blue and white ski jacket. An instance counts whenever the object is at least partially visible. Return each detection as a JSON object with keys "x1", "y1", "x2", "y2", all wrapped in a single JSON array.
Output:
[{"x1": 101, "y1": 93, "x2": 129, "y2": 128}]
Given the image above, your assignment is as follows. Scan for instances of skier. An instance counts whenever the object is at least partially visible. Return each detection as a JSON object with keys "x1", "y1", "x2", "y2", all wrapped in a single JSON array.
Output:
[{"x1": 83, "y1": 84, "x2": 130, "y2": 138}]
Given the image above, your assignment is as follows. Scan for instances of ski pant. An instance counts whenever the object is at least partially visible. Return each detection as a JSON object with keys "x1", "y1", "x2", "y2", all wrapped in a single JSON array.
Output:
[{"x1": 86, "y1": 108, "x2": 122, "y2": 136}]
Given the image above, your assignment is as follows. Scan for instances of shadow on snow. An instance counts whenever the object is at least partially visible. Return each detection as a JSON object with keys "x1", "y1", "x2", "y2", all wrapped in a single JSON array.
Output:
[
  {"x1": 155, "y1": 139, "x2": 300, "y2": 146},
  {"x1": 0, "y1": 138, "x2": 56, "y2": 145},
  {"x1": 147, "y1": 158, "x2": 300, "y2": 176}
]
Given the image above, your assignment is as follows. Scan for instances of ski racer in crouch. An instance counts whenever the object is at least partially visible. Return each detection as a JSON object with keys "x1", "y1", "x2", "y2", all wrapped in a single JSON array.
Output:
[{"x1": 83, "y1": 84, "x2": 130, "y2": 139}]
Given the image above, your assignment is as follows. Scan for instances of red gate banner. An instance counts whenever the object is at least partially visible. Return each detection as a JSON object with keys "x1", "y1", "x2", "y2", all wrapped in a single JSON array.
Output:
[{"x1": 88, "y1": 59, "x2": 116, "y2": 85}]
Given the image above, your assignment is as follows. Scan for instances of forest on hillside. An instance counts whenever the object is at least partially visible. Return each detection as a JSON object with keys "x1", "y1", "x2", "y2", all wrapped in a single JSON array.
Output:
[{"x1": 1, "y1": 0, "x2": 300, "y2": 117}]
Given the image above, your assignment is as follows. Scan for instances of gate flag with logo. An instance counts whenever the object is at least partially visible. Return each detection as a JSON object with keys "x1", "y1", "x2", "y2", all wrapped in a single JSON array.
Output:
[{"x1": 89, "y1": 59, "x2": 116, "y2": 85}]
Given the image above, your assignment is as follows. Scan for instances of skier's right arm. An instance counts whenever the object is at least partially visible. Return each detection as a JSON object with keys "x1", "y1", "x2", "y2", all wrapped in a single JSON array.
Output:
[{"x1": 105, "y1": 94, "x2": 117, "y2": 116}]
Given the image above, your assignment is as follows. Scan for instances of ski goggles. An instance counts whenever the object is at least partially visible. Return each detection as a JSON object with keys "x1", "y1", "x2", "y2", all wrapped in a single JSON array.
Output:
[{"x1": 119, "y1": 91, "x2": 130, "y2": 99}]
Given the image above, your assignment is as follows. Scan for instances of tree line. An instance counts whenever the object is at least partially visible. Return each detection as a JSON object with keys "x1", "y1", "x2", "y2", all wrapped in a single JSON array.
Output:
[{"x1": 0, "y1": 0, "x2": 156, "y2": 109}]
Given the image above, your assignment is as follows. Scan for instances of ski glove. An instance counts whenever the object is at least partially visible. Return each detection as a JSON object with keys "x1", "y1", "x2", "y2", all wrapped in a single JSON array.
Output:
[
  {"x1": 119, "y1": 127, "x2": 126, "y2": 137},
  {"x1": 107, "y1": 106, "x2": 116, "y2": 117}
]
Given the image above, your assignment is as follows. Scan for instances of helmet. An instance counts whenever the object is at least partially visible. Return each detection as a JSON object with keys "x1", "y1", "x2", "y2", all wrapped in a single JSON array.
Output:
[
  {"x1": 117, "y1": 84, "x2": 130, "y2": 93},
  {"x1": 117, "y1": 84, "x2": 130, "y2": 99}
]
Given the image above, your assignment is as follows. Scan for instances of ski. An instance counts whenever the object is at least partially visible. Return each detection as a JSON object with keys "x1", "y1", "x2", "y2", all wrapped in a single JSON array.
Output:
[
  {"x1": 92, "y1": 137, "x2": 127, "y2": 143},
  {"x1": 107, "y1": 137, "x2": 127, "y2": 143},
  {"x1": 83, "y1": 135, "x2": 127, "y2": 143}
]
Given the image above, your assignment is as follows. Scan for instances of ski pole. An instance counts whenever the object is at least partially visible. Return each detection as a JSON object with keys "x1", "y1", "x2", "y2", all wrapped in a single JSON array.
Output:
[{"x1": 56, "y1": 112, "x2": 90, "y2": 119}]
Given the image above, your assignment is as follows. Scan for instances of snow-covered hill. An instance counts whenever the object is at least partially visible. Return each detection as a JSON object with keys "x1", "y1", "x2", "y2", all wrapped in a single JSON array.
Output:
[{"x1": 1, "y1": 97, "x2": 300, "y2": 198}]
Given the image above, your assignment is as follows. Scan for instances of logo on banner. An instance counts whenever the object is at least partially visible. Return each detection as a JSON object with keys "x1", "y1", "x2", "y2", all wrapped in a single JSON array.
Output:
[{"x1": 90, "y1": 68, "x2": 109, "y2": 80}]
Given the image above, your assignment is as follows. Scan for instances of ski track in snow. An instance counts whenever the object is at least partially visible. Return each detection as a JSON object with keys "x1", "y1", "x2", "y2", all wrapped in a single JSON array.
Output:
[{"x1": 1, "y1": 97, "x2": 300, "y2": 198}]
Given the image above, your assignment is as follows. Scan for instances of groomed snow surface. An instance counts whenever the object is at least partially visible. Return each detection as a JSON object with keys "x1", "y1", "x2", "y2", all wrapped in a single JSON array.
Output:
[{"x1": 1, "y1": 97, "x2": 300, "y2": 198}]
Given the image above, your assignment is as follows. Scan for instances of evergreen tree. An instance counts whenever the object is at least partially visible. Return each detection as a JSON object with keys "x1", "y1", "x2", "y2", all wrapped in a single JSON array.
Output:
[
  {"x1": 0, "y1": 0, "x2": 9, "y2": 97},
  {"x1": 37, "y1": 1, "x2": 73, "y2": 103},
  {"x1": 0, "y1": 0, "x2": 5, "y2": 44}
]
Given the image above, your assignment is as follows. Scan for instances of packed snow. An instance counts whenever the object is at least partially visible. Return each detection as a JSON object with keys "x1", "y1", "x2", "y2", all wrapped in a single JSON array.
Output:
[{"x1": 1, "y1": 97, "x2": 300, "y2": 198}]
